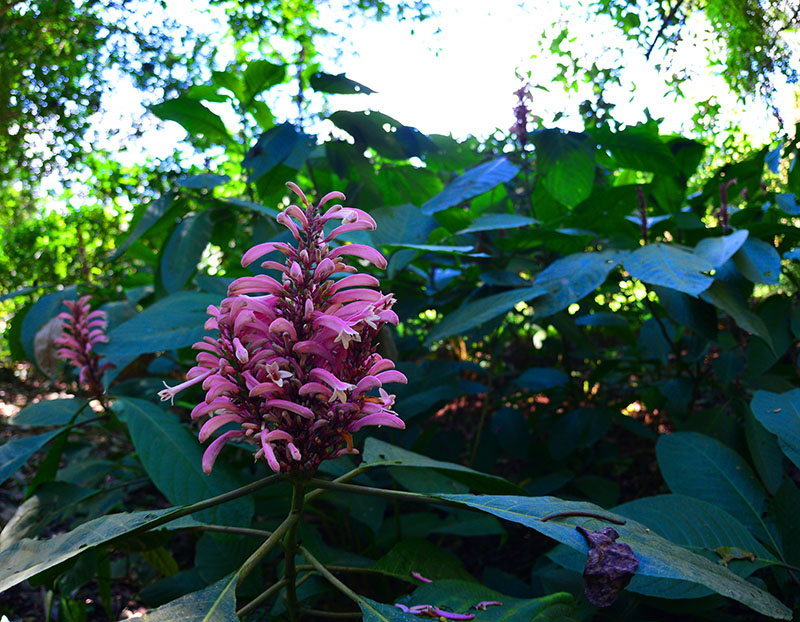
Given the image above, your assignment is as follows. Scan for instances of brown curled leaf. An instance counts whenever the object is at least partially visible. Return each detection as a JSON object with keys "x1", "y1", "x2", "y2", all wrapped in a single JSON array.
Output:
[{"x1": 577, "y1": 525, "x2": 639, "y2": 607}]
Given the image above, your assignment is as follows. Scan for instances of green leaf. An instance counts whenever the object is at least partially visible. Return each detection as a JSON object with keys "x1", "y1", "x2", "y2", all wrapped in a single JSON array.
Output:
[
  {"x1": 111, "y1": 193, "x2": 176, "y2": 260},
  {"x1": 656, "y1": 433, "x2": 770, "y2": 542},
  {"x1": 436, "y1": 494, "x2": 791, "y2": 619},
  {"x1": 694, "y1": 230, "x2": 749, "y2": 268},
  {"x1": 160, "y1": 212, "x2": 214, "y2": 293},
  {"x1": 532, "y1": 129, "x2": 595, "y2": 208},
  {"x1": 458, "y1": 213, "x2": 538, "y2": 234},
  {"x1": 733, "y1": 238, "x2": 781, "y2": 285},
  {"x1": 21, "y1": 286, "x2": 77, "y2": 361},
  {"x1": 151, "y1": 97, "x2": 230, "y2": 144},
  {"x1": 360, "y1": 598, "x2": 420, "y2": 621},
  {"x1": 515, "y1": 368, "x2": 569, "y2": 392},
  {"x1": 242, "y1": 123, "x2": 312, "y2": 180},
  {"x1": 362, "y1": 438, "x2": 525, "y2": 495},
  {"x1": 745, "y1": 409, "x2": 784, "y2": 495},
  {"x1": 329, "y1": 110, "x2": 436, "y2": 160},
  {"x1": 141, "y1": 573, "x2": 239, "y2": 621},
  {"x1": 0, "y1": 428, "x2": 64, "y2": 486},
  {"x1": 623, "y1": 243, "x2": 713, "y2": 296},
  {"x1": 373, "y1": 539, "x2": 475, "y2": 583},
  {"x1": 369, "y1": 204, "x2": 438, "y2": 246},
  {"x1": 310, "y1": 71, "x2": 376, "y2": 95},
  {"x1": 8, "y1": 398, "x2": 88, "y2": 427},
  {"x1": 119, "y1": 398, "x2": 253, "y2": 527},
  {"x1": 751, "y1": 389, "x2": 800, "y2": 471},
  {"x1": 532, "y1": 250, "x2": 620, "y2": 318},
  {"x1": 101, "y1": 291, "x2": 220, "y2": 361},
  {"x1": 425, "y1": 285, "x2": 547, "y2": 345},
  {"x1": 242, "y1": 60, "x2": 285, "y2": 104},
  {"x1": 404, "y1": 580, "x2": 578, "y2": 621},
  {"x1": 549, "y1": 494, "x2": 776, "y2": 599},
  {"x1": 0, "y1": 507, "x2": 177, "y2": 591},
  {"x1": 592, "y1": 124, "x2": 680, "y2": 174},
  {"x1": 176, "y1": 174, "x2": 230, "y2": 190},
  {"x1": 422, "y1": 157, "x2": 519, "y2": 214},
  {"x1": 700, "y1": 281, "x2": 772, "y2": 345}
]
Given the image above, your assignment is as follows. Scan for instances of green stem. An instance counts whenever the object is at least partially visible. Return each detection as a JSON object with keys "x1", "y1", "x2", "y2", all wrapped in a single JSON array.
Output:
[
  {"x1": 284, "y1": 480, "x2": 306, "y2": 622},
  {"x1": 304, "y1": 466, "x2": 366, "y2": 504},
  {"x1": 306, "y1": 478, "x2": 467, "y2": 510},
  {"x1": 236, "y1": 512, "x2": 297, "y2": 587},
  {"x1": 300, "y1": 546, "x2": 365, "y2": 607},
  {"x1": 236, "y1": 578, "x2": 286, "y2": 617}
]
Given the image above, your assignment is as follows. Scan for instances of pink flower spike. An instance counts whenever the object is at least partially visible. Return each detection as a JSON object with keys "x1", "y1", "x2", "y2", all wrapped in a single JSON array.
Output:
[
  {"x1": 431, "y1": 608, "x2": 475, "y2": 620},
  {"x1": 329, "y1": 273, "x2": 380, "y2": 293},
  {"x1": 473, "y1": 601, "x2": 502, "y2": 611},
  {"x1": 285, "y1": 204, "x2": 309, "y2": 227},
  {"x1": 375, "y1": 370, "x2": 408, "y2": 385},
  {"x1": 159, "y1": 368, "x2": 213, "y2": 404},
  {"x1": 249, "y1": 381, "x2": 280, "y2": 398},
  {"x1": 263, "y1": 429, "x2": 293, "y2": 442},
  {"x1": 329, "y1": 288, "x2": 383, "y2": 305},
  {"x1": 329, "y1": 244, "x2": 387, "y2": 270},
  {"x1": 202, "y1": 430, "x2": 243, "y2": 474},
  {"x1": 287, "y1": 442, "x2": 301, "y2": 460},
  {"x1": 264, "y1": 399, "x2": 314, "y2": 419},
  {"x1": 353, "y1": 375, "x2": 382, "y2": 398},
  {"x1": 394, "y1": 604, "x2": 411, "y2": 613},
  {"x1": 269, "y1": 318, "x2": 298, "y2": 340},
  {"x1": 348, "y1": 412, "x2": 405, "y2": 432},
  {"x1": 259, "y1": 431, "x2": 281, "y2": 472},
  {"x1": 309, "y1": 368, "x2": 355, "y2": 403},
  {"x1": 411, "y1": 571, "x2": 432, "y2": 583},
  {"x1": 314, "y1": 258, "x2": 336, "y2": 280},
  {"x1": 191, "y1": 398, "x2": 235, "y2": 419},
  {"x1": 314, "y1": 314, "x2": 361, "y2": 349},
  {"x1": 228, "y1": 275, "x2": 283, "y2": 296},
  {"x1": 233, "y1": 338, "x2": 249, "y2": 364},
  {"x1": 277, "y1": 211, "x2": 301, "y2": 240},
  {"x1": 286, "y1": 181, "x2": 310, "y2": 206},
  {"x1": 241, "y1": 241, "x2": 292, "y2": 267},
  {"x1": 198, "y1": 414, "x2": 243, "y2": 442},
  {"x1": 317, "y1": 190, "x2": 346, "y2": 210},
  {"x1": 325, "y1": 220, "x2": 377, "y2": 241},
  {"x1": 299, "y1": 382, "x2": 333, "y2": 400},
  {"x1": 368, "y1": 358, "x2": 395, "y2": 375}
]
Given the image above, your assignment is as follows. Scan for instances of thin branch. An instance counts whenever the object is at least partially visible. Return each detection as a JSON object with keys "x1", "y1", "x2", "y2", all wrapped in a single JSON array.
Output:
[{"x1": 645, "y1": 0, "x2": 685, "y2": 60}]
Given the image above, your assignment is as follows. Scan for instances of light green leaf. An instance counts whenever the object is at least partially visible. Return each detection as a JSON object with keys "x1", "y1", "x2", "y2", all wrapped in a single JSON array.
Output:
[
  {"x1": 8, "y1": 398, "x2": 89, "y2": 427},
  {"x1": 694, "y1": 230, "x2": 749, "y2": 268},
  {"x1": 733, "y1": 238, "x2": 781, "y2": 285},
  {"x1": 119, "y1": 398, "x2": 253, "y2": 527},
  {"x1": 425, "y1": 285, "x2": 547, "y2": 345},
  {"x1": 532, "y1": 130, "x2": 595, "y2": 208},
  {"x1": 242, "y1": 60, "x2": 285, "y2": 104},
  {"x1": 160, "y1": 212, "x2": 214, "y2": 293},
  {"x1": 437, "y1": 494, "x2": 791, "y2": 619},
  {"x1": 362, "y1": 438, "x2": 525, "y2": 495},
  {"x1": 143, "y1": 572, "x2": 239, "y2": 621},
  {"x1": 101, "y1": 291, "x2": 220, "y2": 360},
  {"x1": 458, "y1": 213, "x2": 538, "y2": 234},
  {"x1": 369, "y1": 204, "x2": 437, "y2": 246},
  {"x1": 751, "y1": 389, "x2": 800, "y2": 470},
  {"x1": 422, "y1": 157, "x2": 519, "y2": 214},
  {"x1": 0, "y1": 428, "x2": 64, "y2": 486},
  {"x1": 0, "y1": 508, "x2": 177, "y2": 592},
  {"x1": 656, "y1": 433, "x2": 771, "y2": 542},
  {"x1": 111, "y1": 193, "x2": 176, "y2": 260},
  {"x1": 624, "y1": 243, "x2": 713, "y2": 296},
  {"x1": 151, "y1": 97, "x2": 230, "y2": 144}
]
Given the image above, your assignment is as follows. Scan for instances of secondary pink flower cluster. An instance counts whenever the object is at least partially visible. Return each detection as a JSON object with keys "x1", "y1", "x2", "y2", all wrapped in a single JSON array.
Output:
[
  {"x1": 55, "y1": 296, "x2": 114, "y2": 396},
  {"x1": 159, "y1": 183, "x2": 406, "y2": 476}
]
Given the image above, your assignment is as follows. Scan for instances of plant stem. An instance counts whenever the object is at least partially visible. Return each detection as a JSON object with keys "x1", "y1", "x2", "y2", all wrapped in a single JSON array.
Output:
[
  {"x1": 469, "y1": 331, "x2": 498, "y2": 467},
  {"x1": 237, "y1": 512, "x2": 297, "y2": 588},
  {"x1": 236, "y1": 578, "x2": 286, "y2": 617},
  {"x1": 283, "y1": 480, "x2": 306, "y2": 622},
  {"x1": 303, "y1": 466, "x2": 366, "y2": 504},
  {"x1": 300, "y1": 546, "x2": 364, "y2": 607},
  {"x1": 540, "y1": 511, "x2": 626, "y2": 525},
  {"x1": 306, "y1": 478, "x2": 467, "y2": 510}
]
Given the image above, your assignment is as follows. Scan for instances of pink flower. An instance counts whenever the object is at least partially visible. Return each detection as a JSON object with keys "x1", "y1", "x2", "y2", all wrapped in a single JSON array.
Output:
[
  {"x1": 55, "y1": 296, "x2": 115, "y2": 397},
  {"x1": 161, "y1": 183, "x2": 404, "y2": 475}
]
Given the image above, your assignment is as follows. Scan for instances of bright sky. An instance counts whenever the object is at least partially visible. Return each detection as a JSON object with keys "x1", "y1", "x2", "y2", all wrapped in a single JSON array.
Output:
[{"x1": 51, "y1": 0, "x2": 800, "y2": 200}]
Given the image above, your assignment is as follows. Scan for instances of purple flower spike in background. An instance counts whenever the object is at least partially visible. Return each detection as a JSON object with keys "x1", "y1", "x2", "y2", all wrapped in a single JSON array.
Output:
[
  {"x1": 55, "y1": 295, "x2": 115, "y2": 397},
  {"x1": 160, "y1": 182, "x2": 406, "y2": 476}
]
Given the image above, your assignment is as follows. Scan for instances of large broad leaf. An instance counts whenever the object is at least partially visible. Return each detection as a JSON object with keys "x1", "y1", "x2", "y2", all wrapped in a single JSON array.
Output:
[
  {"x1": 242, "y1": 59, "x2": 285, "y2": 104},
  {"x1": 373, "y1": 539, "x2": 475, "y2": 583},
  {"x1": 694, "y1": 230, "x2": 749, "y2": 268},
  {"x1": 310, "y1": 71, "x2": 375, "y2": 95},
  {"x1": 142, "y1": 573, "x2": 239, "y2": 621},
  {"x1": 360, "y1": 598, "x2": 420, "y2": 621},
  {"x1": 0, "y1": 508, "x2": 177, "y2": 591},
  {"x1": 733, "y1": 238, "x2": 782, "y2": 285},
  {"x1": 549, "y1": 494, "x2": 776, "y2": 599},
  {"x1": 111, "y1": 193, "x2": 176, "y2": 260},
  {"x1": 8, "y1": 398, "x2": 88, "y2": 427},
  {"x1": 151, "y1": 97, "x2": 230, "y2": 144},
  {"x1": 623, "y1": 243, "x2": 713, "y2": 296},
  {"x1": 425, "y1": 285, "x2": 547, "y2": 345},
  {"x1": 592, "y1": 124, "x2": 680, "y2": 175},
  {"x1": 656, "y1": 433, "x2": 771, "y2": 544},
  {"x1": 243, "y1": 123, "x2": 312, "y2": 180},
  {"x1": 362, "y1": 439, "x2": 525, "y2": 495},
  {"x1": 370, "y1": 204, "x2": 437, "y2": 246},
  {"x1": 21, "y1": 286, "x2": 77, "y2": 361},
  {"x1": 751, "y1": 390, "x2": 800, "y2": 470},
  {"x1": 119, "y1": 398, "x2": 253, "y2": 527},
  {"x1": 329, "y1": 110, "x2": 436, "y2": 160},
  {"x1": 160, "y1": 211, "x2": 214, "y2": 293},
  {"x1": 0, "y1": 428, "x2": 64, "y2": 486},
  {"x1": 458, "y1": 213, "x2": 537, "y2": 234},
  {"x1": 436, "y1": 494, "x2": 791, "y2": 620},
  {"x1": 700, "y1": 280, "x2": 772, "y2": 346},
  {"x1": 532, "y1": 250, "x2": 620, "y2": 318},
  {"x1": 400, "y1": 580, "x2": 577, "y2": 621},
  {"x1": 421, "y1": 157, "x2": 519, "y2": 214},
  {"x1": 101, "y1": 291, "x2": 220, "y2": 361},
  {"x1": 532, "y1": 130, "x2": 595, "y2": 208},
  {"x1": 176, "y1": 174, "x2": 230, "y2": 190}
]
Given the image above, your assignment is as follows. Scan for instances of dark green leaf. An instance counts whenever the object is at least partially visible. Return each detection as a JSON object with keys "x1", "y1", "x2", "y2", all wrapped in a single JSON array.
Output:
[
  {"x1": 242, "y1": 60, "x2": 285, "y2": 104},
  {"x1": 422, "y1": 157, "x2": 519, "y2": 214},
  {"x1": 142, "y1": 573, "x2": 239, "y2": 621},
  {"x1": 458, "y1": 213, "x2": 537, "y2": 234},
  {"x1": 425, "y1": 285, "x2": 547, "y2": 345},
  {"x1": 750, "y1": 390, "x2": 800, "y2": 471},
  {"x1": 373, "y1": 539, "x2": 475, "y2": 583},
  {"x1": 243, "y1": 123, "x2": 312, "y2": 180},
  {"x1": 694, "y1": 230, "x2": 749, "y2": 268},
  {"x1": 733, "y1": 238, "x2": 781, "y2": 285},
  {"x1": 532, "y1": 130, "x2": 595, "y2": 208},
  {"x1": 0, "y1": 428, "x2": 64, "y2": 486},
  {"x1": 176, "y1": 174, "x2": 230, "y2": 190},
  {"x1": 160, "y1": 212, "x2": 214, "y2": 293},
  {"x1": 151, "y1": 97, "x2": 230, "y2": 143},
  {"x1": 310, "y1": 71, "x2": 376, "y2": 94},
  {"x1": 515, "y1": 368, "x2": 569, "y2": 392},
  {"x1": 111, "y1": 193, "x2": 175, "y2": 260},
  {"x1": 119, "y1": 398, "x2": 253, "y2": 526},
  {"x1": 369, "y1": 204, "x2": 437, "y2": 246},
  {"x1": 8, "y1": 398, "x2": 88, "y2": 427},
  {"x1": 437, "y1": 494, "x2": 790, "y2": 619},
  {"x1": 701, "y1": 280, "x2": 772, "y2": 345},
  {"x1": 359, "y1": 598, "x2": 420, "y2": 621},
  {"x1": 745, "y1": 409, "x2": 784, "y2": 495},
  {"x1": 329, "y1": 110, "x2": 436, "y2": 160},
  {"x1": 624, "y1": 243, "x2": 712, "y2": 296}
]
